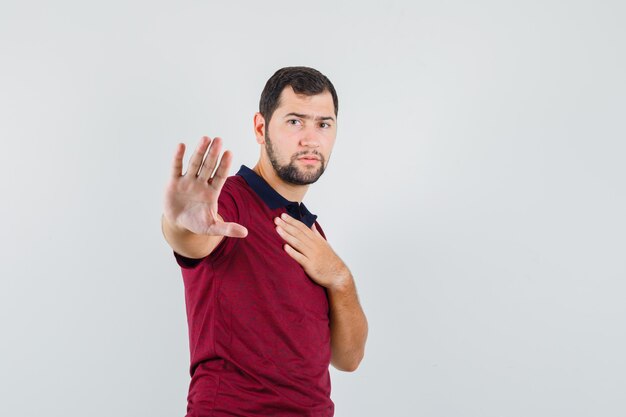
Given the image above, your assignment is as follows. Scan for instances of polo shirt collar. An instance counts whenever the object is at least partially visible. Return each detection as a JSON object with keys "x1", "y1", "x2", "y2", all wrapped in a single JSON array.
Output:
[{"x1": 236, "y1": 165, "x2": 318, "y2": 227}]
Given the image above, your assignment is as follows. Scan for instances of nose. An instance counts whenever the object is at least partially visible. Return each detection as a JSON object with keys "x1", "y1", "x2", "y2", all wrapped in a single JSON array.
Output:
[{"x1": 299, "y1": 126, "x2": 321, "y2": 148}]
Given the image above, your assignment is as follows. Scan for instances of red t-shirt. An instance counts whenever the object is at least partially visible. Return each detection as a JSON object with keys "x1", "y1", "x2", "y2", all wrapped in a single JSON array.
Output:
[{"x1": 175, "y1": 166, "x2": 333, "y2": 417}]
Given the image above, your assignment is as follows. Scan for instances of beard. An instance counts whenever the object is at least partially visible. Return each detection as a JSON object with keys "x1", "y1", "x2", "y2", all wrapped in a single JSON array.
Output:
[{"x1": 265, "y1": 130, "x2": 326, "y2": 185}]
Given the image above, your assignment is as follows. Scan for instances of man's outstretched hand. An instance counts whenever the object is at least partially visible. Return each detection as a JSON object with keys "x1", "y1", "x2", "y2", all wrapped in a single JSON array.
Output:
[{"x1": 164, "y1": 136, "x2": 248, "y2": 238}]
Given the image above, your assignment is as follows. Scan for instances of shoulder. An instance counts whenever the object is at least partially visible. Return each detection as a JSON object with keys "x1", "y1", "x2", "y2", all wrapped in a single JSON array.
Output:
[
  {"x1": 221, "y1": 174, "x2": 245, "y2": 194},
  {"x1": 217, "y1": 175, "x2": 250, "y2": 224}
]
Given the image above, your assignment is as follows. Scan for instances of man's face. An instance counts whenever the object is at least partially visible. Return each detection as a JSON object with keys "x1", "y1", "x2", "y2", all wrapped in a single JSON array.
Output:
[{"x1": 262, "y1": 87, "x2": 337, "y2": 185}]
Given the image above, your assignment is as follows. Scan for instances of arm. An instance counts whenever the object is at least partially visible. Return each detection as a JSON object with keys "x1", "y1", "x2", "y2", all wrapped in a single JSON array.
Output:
[
  {"x1": 162, "y1": 136, "x2": 247, "y2": 259},
  {"x1": 274, "y1": 213, "x2": 368, "y2": 372},
  {"x1": 327, "y1": 273, "x2": 368, "y2": 372}
]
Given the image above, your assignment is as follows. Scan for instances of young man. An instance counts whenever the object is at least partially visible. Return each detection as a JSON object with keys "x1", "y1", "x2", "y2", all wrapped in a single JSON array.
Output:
[{"x1": 162, "y1": 67, "x2": 368, "y2": 417}]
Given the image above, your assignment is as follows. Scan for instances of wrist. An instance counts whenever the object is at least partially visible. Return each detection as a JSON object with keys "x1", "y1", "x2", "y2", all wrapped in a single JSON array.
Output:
[
  {"x1": 162, "y1": 214, "x2": 192, "y2": 236},
  {"x1": 328, "y1": 268, "x2": 354, "y2": 293}
]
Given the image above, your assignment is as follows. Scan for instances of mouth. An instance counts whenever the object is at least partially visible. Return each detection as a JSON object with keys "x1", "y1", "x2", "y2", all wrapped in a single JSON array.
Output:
[
  {"x1": 297, "y1": 157, "x2": 321, "y2": 165},
  {"x1": 297, "y1": 155, "x2": 321, "y2": 161}
]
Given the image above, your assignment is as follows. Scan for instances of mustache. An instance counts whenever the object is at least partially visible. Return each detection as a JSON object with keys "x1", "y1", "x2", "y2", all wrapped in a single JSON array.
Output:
[{"x1": 293, "y1": 150, "x2": 324, "y2": 160}]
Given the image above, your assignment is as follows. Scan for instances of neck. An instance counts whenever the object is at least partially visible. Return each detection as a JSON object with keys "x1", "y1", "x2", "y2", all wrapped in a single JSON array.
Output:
[{"x1": 252, "y1": 159, "x2": 309, "y2": 203}]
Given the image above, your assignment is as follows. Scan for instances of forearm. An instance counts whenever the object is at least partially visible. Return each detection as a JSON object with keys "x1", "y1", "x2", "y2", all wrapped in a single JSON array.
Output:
[
  {"x1": 161, "y1": 214, "x2": 224, "y2": 259},
  {"x1": 328, "y1": 273, "x2": 368, "y2": 372}
]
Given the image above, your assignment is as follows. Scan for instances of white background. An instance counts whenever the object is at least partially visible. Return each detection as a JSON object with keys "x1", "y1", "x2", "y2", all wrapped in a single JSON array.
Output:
[{"x1": 1, "y1": 1, "x2": 625, "y2": 416}]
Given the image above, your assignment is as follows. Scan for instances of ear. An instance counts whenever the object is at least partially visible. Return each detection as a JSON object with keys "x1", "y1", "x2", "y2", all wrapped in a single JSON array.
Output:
[{"x1": 253, "y1": 112, "x2": 266, "y2": 144}]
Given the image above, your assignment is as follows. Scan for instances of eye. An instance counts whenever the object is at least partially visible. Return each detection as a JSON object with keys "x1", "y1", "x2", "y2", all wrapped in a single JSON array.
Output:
[
  {"x1": 287, "y1": 119, "x2": 301, "y2": 126},
  {"x1": 320, "y1": 122, "x2": 331, "y2": 128}
]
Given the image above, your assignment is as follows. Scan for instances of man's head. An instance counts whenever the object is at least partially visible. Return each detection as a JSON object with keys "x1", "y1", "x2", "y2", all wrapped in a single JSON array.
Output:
[{"x1": 254, "y1": 67, "x2": 338, "y2": 186}]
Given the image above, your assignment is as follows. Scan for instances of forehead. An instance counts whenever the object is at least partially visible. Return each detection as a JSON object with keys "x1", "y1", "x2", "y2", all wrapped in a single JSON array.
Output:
[{"x1": 274, "y1": 86, "x2": 335, "y2": 117}]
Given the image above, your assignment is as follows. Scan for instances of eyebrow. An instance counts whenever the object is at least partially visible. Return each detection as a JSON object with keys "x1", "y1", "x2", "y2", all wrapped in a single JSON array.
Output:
[{"x1": 283, "y1": 112, "x2": 335, "y2": 122}]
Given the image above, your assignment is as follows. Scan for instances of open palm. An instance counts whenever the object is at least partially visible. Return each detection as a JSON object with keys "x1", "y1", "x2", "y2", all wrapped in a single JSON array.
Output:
[{"x1": 164, "y1": 136, "x2": 247, "y2": 237}]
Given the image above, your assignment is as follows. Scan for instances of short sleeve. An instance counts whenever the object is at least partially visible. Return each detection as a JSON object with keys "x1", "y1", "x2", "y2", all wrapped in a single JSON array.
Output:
[
  {"x1": 173, "y1": 177, "x2": 242, "y2": 269},
  {"x1": 216, "y1": 178, "x2": 241, "y2": 224}
]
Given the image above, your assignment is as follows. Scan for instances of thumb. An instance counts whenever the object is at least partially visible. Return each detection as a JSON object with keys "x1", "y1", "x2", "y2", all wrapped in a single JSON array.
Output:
[{"x1": 223, "y1": 222, "x2": 248, "y2": 238}]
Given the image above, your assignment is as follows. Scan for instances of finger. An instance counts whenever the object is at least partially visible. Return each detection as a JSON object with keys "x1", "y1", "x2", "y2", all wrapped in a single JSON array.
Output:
[
  {"x1": 171, "y1": 143, "x2": 185, "y2": 178},
  {"x1": 198, "y1": 137, "x2": 222, "y2": 182},
  {"x1": 223, "y1": 222, "x2": 248, "y2": 238},
  {"x1": 311, "y1": 222, "x2": 323, "y2": 237},
  {"x1": 279, "y1": 212, "x2": 310, "y2": 230},
  {"x1": 275, "y1": 222, "x2": 310, "y2": 253},
  {"x1": 186, "y1": 136, "x2": 211, "y2": 176},
  {"x1": 276, "y1": 214, "x2": 314, "y2": 242},
  {"x1": 210, "y1": 149, "x2": 233, "y2": 191},
  {"x1": 209, "y1": 221, "x2": 248, "y2": 238},
  {"x1": 284, "y1": 243, "x2": 308, "y2": 265}
]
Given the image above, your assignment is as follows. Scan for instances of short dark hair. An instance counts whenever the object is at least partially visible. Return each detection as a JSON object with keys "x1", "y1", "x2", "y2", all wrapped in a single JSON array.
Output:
[{"x1": 259, "y1": 66, "x2": 338, "y2": 124}]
